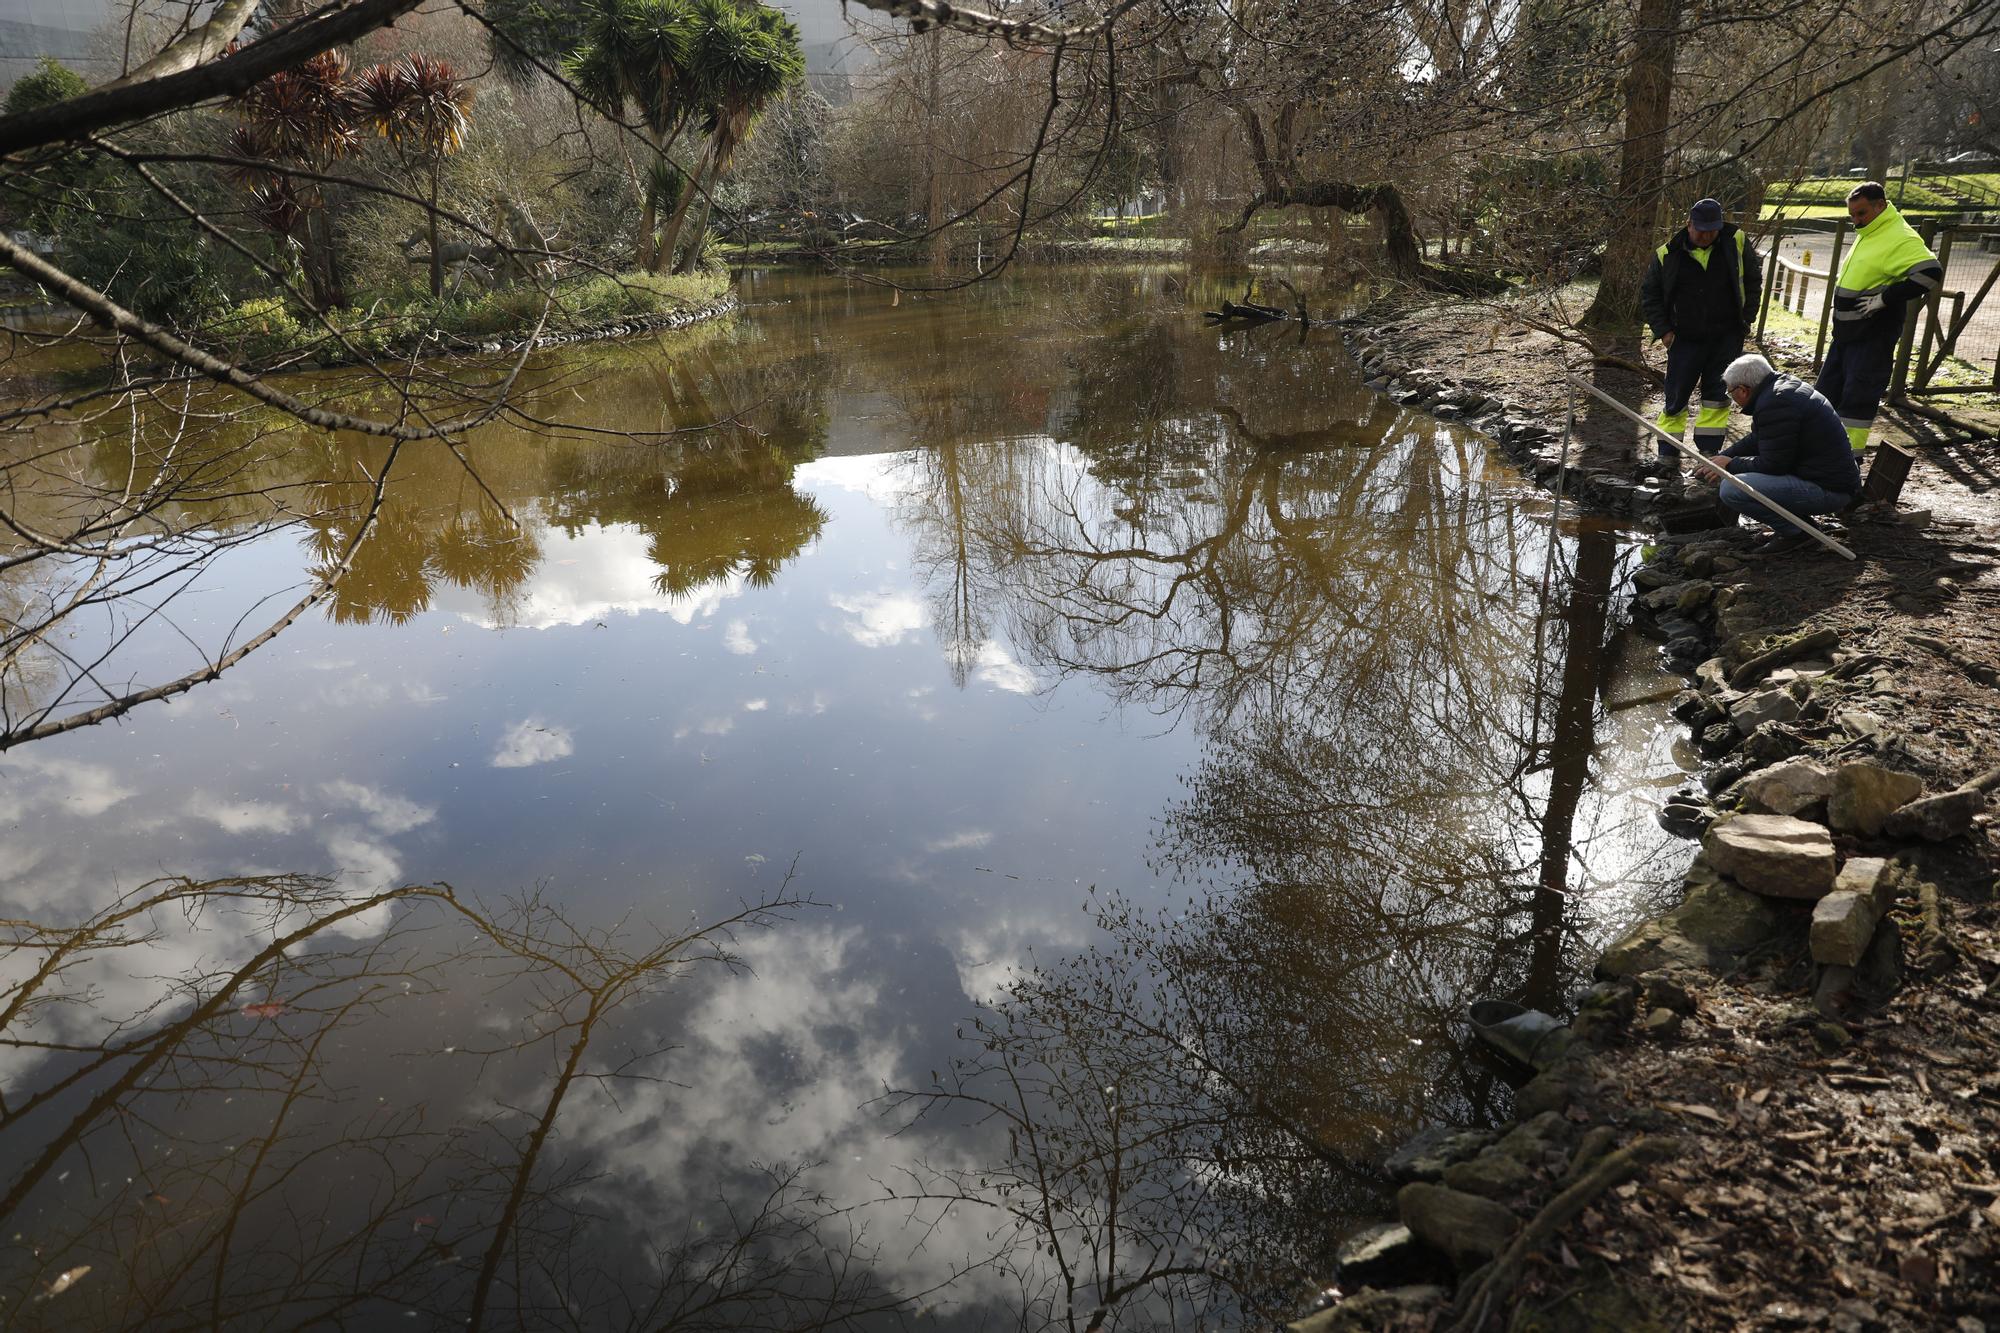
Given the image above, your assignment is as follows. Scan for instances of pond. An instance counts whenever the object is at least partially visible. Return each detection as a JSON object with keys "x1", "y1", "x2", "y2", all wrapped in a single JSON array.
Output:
[{"x1": 0, "y1": 267, "x2": 1690, "y2": 1328}]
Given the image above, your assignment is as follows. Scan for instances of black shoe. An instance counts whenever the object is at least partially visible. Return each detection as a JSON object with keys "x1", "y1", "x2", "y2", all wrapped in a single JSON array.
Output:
[{"x1": 1750, "y1": 532, "x2": 1810, "y2": 555}]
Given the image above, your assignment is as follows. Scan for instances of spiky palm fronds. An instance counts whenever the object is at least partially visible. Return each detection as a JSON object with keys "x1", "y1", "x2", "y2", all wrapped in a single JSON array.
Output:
[
  {"x1": 691, "y1": 1, "x2": 803, "y2": 166},
  {"x1": 236, "y1": 50, "x2": 362, "y2": 164},
  {"x1": 647, "y1": 155, "x2": 688, "y2": 211},
  {"x1": 567, "y1": 0, "x2": 699, "y2": 140},
  {"x1": 355, "y1": 54, "x2": 475, "y2": 157}
]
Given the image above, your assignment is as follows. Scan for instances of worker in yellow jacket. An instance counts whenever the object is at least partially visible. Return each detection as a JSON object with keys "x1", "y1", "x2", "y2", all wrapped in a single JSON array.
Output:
[
  {"x1": 1640, "y1": 198, "x2": 1762, "y2": 469},
  {"x1": 1816, "y1": 182, "x2": 1944, "y2": 454}
]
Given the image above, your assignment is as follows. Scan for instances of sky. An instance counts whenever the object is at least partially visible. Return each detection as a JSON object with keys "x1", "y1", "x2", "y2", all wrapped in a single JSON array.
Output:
[{"x1": 0, "y1": 0, "x2": 883, "y2": 85}]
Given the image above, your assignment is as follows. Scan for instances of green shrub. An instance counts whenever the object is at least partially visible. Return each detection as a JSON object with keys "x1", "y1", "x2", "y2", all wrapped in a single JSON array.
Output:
[
  {"x1": 202, "y1": 267, "x2": 730, "y2": 365},
  {"x1": 211, "y1": 297, "x2": 306, "y2": 361},
  {"x1": 4, "y1": 56, "x2": 86, "y2": 114}
]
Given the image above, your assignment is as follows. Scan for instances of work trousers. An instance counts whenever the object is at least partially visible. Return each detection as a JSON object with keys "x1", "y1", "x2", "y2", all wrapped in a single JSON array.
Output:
[
  {"x1": 1814, "y1": 335, "x2": 1894, "y2": 454},
  {"x1": 1656, "y1": 334, "x2": 1741, "y2": 460},
  {"x1": 1719, "y1": 472, "x2": 1852, "y2": 536}
]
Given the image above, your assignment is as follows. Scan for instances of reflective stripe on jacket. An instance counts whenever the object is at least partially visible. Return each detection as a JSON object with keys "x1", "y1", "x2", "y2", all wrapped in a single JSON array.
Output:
[
  {"x1": 1640, "y1": 224, "x2": 1761, "y2": 342},
  {"x1": 1831, "y1": 202, "x2": 1943, "y2": 342}
]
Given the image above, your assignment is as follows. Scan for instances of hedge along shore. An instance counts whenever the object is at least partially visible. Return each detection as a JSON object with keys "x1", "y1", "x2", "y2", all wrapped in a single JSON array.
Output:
[
  {"x1": 2, "y1": 271, "x2": 740, "y2": 396},
  {"x1": 1288, "y1": 294, "x2": 2000, "y2": 1333},
  {"x1": 207, "y1": 268, "x2": 739, "y2": 374}
]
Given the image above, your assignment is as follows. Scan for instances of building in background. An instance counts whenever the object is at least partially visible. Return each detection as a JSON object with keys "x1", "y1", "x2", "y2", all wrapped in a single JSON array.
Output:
[{"x1": 0, "y1": 0, "x2": 115, "y2": 90}]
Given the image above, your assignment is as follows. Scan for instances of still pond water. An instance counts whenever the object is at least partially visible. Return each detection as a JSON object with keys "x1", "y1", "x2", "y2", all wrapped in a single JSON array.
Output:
[{"x1": 0, "y1": 268, "x2": 1689, "y2": 1328}]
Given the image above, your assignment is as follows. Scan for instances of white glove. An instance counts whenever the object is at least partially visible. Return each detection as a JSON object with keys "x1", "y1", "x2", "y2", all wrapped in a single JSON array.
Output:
[{"x1": 1855, "y1": 292, "x2": 1887, "y2": 316}]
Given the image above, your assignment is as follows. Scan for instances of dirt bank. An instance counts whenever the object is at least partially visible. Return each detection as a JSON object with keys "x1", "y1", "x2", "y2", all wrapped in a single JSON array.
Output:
[{"x1": 1291, "y1": 293, "x2": 2000, "y2": 1333}]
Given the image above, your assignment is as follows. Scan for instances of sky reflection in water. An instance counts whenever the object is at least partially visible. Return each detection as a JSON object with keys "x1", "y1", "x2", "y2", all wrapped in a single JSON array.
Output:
[{"x1": 0, "y1": 269, "x2": 1690, "y2": 1327}]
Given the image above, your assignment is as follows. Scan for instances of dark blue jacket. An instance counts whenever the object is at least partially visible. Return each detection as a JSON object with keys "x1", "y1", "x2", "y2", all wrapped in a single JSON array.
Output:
[{"x1": 1723, "y1": 373, "x2": 1862, "y2": 495}]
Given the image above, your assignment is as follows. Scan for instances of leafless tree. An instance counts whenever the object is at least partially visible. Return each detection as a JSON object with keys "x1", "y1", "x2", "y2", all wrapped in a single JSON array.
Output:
[{"x1": 0, "y1": 865, "x2": 964, "y2": 1329}]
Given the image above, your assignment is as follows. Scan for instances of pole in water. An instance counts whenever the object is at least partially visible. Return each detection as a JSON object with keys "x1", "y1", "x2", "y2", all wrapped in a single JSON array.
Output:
[{"x1": 1561, "y1": 373, "x2": 1856, "y2": 561}]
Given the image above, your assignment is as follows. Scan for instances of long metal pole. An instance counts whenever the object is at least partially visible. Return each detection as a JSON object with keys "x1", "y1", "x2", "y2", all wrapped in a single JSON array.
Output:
[{"x1": 1561, "y1": 373, "x2": 1857, "y2": 561}]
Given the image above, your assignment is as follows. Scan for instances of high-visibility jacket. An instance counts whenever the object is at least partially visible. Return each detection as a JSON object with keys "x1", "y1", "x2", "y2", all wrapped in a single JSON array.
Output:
[
  {"x1": 1640, "y1": 224, "x2": 1760, "y2": 342},
  {"x1": 1831, "y1": 202, "x2": 1943, "y2": 343}
]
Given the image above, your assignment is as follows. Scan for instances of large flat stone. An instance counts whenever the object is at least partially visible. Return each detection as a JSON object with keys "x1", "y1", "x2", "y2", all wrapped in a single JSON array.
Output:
[
  {"x1": 1598, "y1": 873, "x2": 1784, "y2": 978},
  {"x1": 1496, "y1": 1111, "x2": 1574, "y2": 1171},
  {"x1": 1598, "y1": 917, "x2": 1713, "y2": 978},
  {"x1": 1828, "y1": 763, "x2": 1924, "y2": 836},
  {"x1": 1382, "y1": 1127, "x2": 1495, "y2": 1184},
  {"x1": 1674, "y1": 580, "x2": 1716, "y2": 613},
  {"x1": 1333, "y1": 1222, "x2": 1447, "y2": 1290},
  {"x1": 1811, "y1": 891, "x2": 1879, "y2": 967},
  {"x1": 1883, "y1": 787, "x2": 1986, "y2": 842},
  {"x1": 1703, "y1": 814, "x2": 1837, "y2": 898},
  {"x1": 1396, "y1": 1183, "x2": 1518, "y2": 1269},
  {"x1": 1739, "y1": 721, "x2": 1808, "y2": 766},
  {"x1": 1730, "y1": 687, "x2": 1801, "y2": 734},
  {"x1": 1289, "y1": 1286, "x2": 1449, "y2": 1333},
  {"x1": 1442, "y1": 1149, "x2": 1534, "y2": 1199},
  {"x1": 1834, "y1": 856, "x2": 1898, "y2": 912},
  {"x1": 1673, "y1": 875, "x2": 1786, "y2": 949},
  {"x1": 1739, "y1": 757, "x2": 1833, "y2": 815},
  {"x1": 1834, "y1": 709, "x2": 1887, "y2": 744}
]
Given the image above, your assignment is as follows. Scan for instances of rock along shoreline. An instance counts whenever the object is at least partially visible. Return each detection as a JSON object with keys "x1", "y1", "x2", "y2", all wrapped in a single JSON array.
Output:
[
  {"x1": 1285, "y1": 301, "x2": 2000, "y2": 1332},
  {"x1": 266, "y1": 293, "x2": 741, "y2": 375}
]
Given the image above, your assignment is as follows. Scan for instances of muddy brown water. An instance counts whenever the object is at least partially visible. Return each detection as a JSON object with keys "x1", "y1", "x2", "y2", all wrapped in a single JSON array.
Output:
[{"x1": 0, "y1": 267, "x2": 1689, "y2": 1327}]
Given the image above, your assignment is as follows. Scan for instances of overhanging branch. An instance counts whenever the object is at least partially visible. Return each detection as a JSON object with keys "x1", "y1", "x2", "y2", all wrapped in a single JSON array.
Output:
[
  {"x1": 0, "y1": 0, "x2": 424, "y2": 157},
  {"x1": 841, "y1": 0, "x2": 1146, "y2": 45}
]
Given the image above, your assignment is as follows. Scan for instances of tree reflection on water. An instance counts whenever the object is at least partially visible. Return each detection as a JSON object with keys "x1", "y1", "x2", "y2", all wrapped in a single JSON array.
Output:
[
  {"x1": 0, "y1": 275, "x2": 1682, "y2": 1328},
  {"x1": 863, "y1": 319, "x2": 1671, "y2": 1325},
  {"x1": 0, "y1": 872, "x2": 963, "y2": 1329}
]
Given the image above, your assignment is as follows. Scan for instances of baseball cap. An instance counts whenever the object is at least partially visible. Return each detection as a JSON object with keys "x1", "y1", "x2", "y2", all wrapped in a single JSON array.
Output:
[{"x1": 1688, "y1": 198, "x2": 1725, "y2": 228}]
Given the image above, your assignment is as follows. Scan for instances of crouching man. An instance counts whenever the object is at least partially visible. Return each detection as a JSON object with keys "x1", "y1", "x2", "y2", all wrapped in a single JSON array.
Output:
[{"x1": 1704, "y1": 353, "x2": 1862, "y2": 555}]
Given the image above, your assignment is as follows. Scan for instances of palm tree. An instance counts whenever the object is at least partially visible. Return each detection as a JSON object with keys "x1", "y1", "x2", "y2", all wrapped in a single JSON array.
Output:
[
  {"x1": 565, "y1": 0, "x2": 700, "y2": 270},
  {"x1": 661, "y1": 1, "x2": 804, "y2": 274},
  {"x1": 230, "y1": 50, "x2": 363, "y2": 307},
  {"x1": 355, "y1": 55, "x2": 475, "y2": 298}
]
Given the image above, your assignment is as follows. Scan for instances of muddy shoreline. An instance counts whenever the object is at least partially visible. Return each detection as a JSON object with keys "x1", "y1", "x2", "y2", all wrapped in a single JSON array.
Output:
[{"x1": 1291, "y1": 298, "x2": 2000, "y2": 1332}]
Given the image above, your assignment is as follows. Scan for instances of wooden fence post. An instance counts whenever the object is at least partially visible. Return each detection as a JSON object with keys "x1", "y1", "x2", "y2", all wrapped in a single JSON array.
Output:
[
  {"x1": 1891, "y1": 219, "x2": 1941, "y2": 401},
  {"x1": 1812, "y1": 223, "x2": 1848, "y2": 371},
  {"x1": 1757, "y1": 222, "x2": 1783, "y2": 340}
]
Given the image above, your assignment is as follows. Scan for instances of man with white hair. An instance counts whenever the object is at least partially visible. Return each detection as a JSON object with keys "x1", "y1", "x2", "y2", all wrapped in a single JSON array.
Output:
[{"x1": 1704, "y1": 353, "x2": 1862, "y2": 554}]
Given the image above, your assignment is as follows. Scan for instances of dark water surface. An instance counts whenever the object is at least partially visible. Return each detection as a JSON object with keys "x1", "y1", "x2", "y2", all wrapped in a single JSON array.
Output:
[{"x1": 0, "y1": 268, "x2": 1689, "y2": 1328}]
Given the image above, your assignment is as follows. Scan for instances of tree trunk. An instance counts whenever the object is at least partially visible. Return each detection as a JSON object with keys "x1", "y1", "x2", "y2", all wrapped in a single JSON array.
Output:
[
  {"x1": 302, "y1": 206, "x2": 346, "y2": 309},
  {"x1": 427, "y1": 161, "x2": 443, "y2": 299},
  {"x1": 636, "y1": 193, "x2": 658, "y2": 271},
  {"x1": 1857, "y1": 106, "x2": 1894, "y2": 184},
  {"x1": 673, "y1": 159, "x2": 722, "y2": 274},
  {"x1": 635, "y1": 131, "x2": 669, "y2": 271},
  {"x1": 1743, "y1": 174, "x2": 1768, "y2": 224},
  {"x1": 654, "y1": 144, "x2": 710, "y2": 274},
  {"x1": 1582, "y1": 0, "x2": 1682, "y2": 332},
  {"x1": 926, "y1": 29, "x2": 947, "y2": 276},
  {"x1": 1522, "y1": 522, "x2": 1616, "y2": 1010}
]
